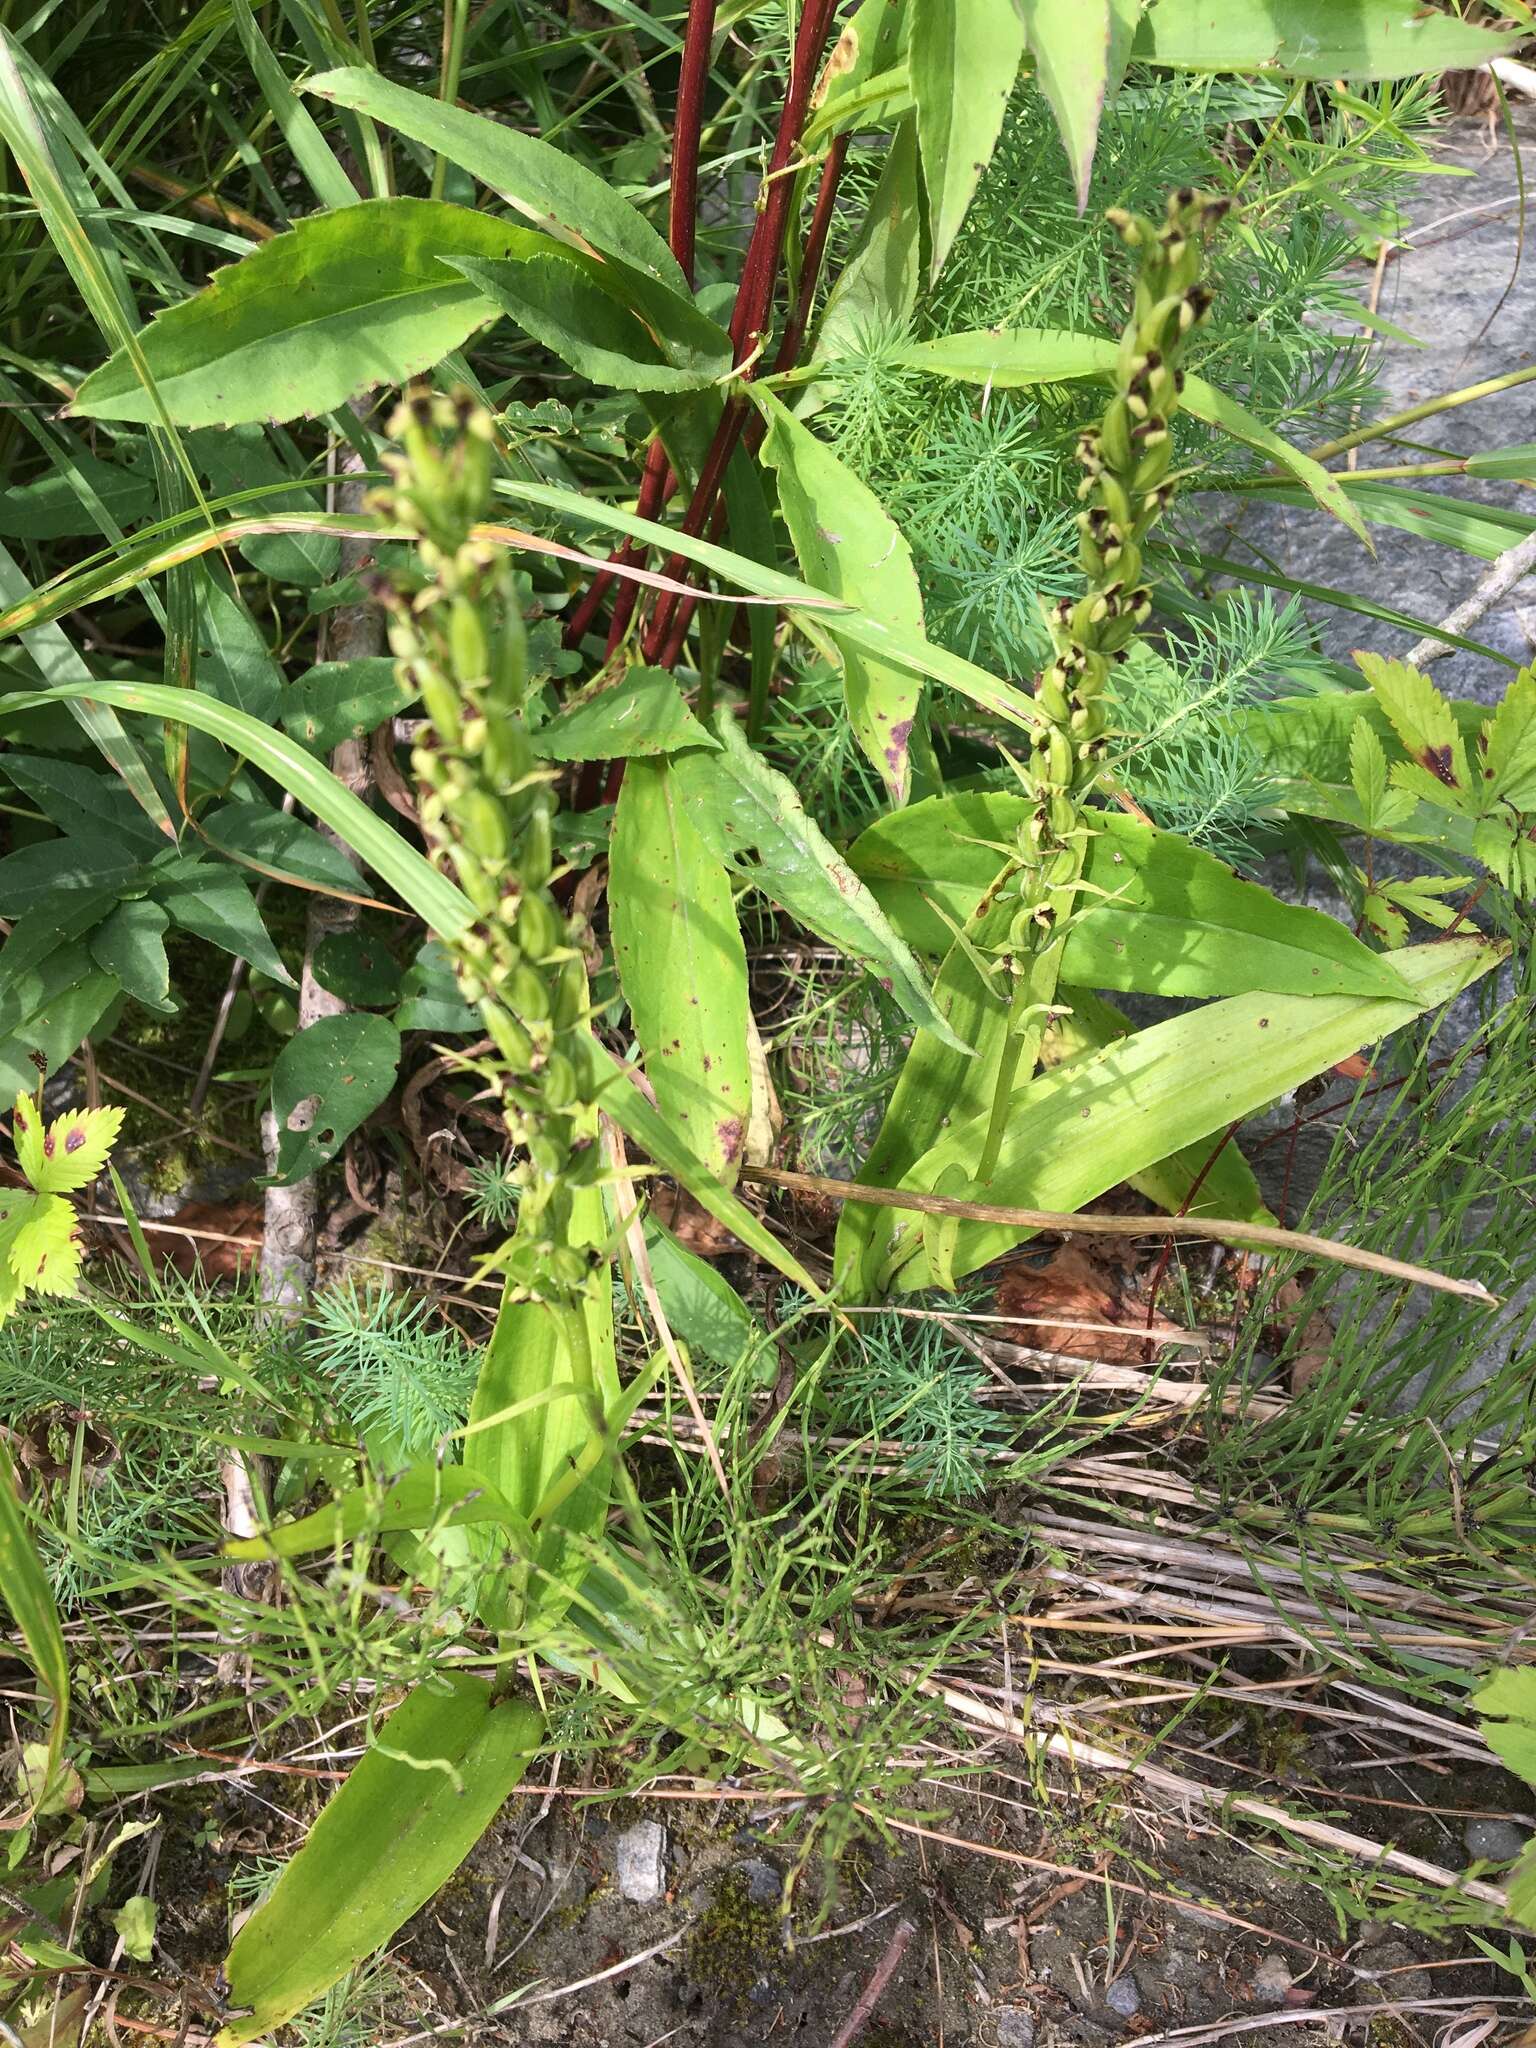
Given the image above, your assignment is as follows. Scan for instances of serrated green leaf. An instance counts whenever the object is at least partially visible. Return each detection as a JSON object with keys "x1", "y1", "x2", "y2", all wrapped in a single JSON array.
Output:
[
  {"x1": 1128, "y1": 0, "x2": 1523, "y2": 76},
  {"x1": 1018, "y1": 0, "x2": 1141, "y2": 211},
  {"x1": 911, "y1": 0, "x2": 1025, "y2": 284},
  {"x1": 1509, "y1": 1842, "x2": 1536, "y2": 1931},
  {"x1": 538, "y1": 668, "x2": 714, "y2": 761},
  {"x1": 1480, "y1": 667, "x2": 1536, "y2": 809},
  {"x1": 6, "y1": 1193, "x2": 80, "y2": 1297},
  {"x1": 12, "y1": 1094, "x2": 125, "y2": 1196},
  {"x1": 1356, "y1": 649, "x2": 1469, "y2": 798},
  {"x1": 70, "y1": 199, "x2": 526, "y2": 429},
  {"x1": 755, "y1": 388, "x2": 924, "y2": 803},
  {"x1": 1473, "y1": 1668, "x2": 1536, "y2": 1789},
  {"x1": 611, "y1": 758, "x2": 752, "y2": 1183},
  {"x1": 217, "y1": 1678, "x2": 540, "y2": 2048},
  {"x1": 268, "y1": 1012, "x2": 401, "y2": 1184},
  {"x1": 671, "y1": 713, "x2": 964, "y2": 1050},
  {"x1": 1474, "y1": 814, "x2": 1536, "y2": 896},
  {"x1": 870, "y1": 937, "x2": 1501, "y2": 1290}
]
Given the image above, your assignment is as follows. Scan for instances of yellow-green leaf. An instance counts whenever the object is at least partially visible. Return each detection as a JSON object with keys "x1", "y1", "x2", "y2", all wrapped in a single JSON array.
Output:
[
  {"x1": 218, "y1": 1678, "x2": 540, "y2": 2047},
  {"x1": 755, "y1": 389, "x2": 925, "y2": 803},
  {"x1": 870, "y1": 936, "x2": 1502, "y2": 1290},
  {"x1": 611, "y1": 758, "x2": 752, "y2": 1182}
]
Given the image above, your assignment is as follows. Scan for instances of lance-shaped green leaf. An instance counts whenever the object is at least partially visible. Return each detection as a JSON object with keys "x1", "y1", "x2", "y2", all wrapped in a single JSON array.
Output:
[
  {"x1": 303, "y1": 67, "x2": 684, "y2": 287},
  {"x1": 889, "y1": 328, "x2": 1368, "y2": 541},
  {"x1": 0, "y1": 1439, "x2": 69, "y2": 1807},
  {"x1": 1051, "y1": 989, "x2": 1273, "y2": 1226},
  {"x1": 1128, "y1": 0, "x2": 1524, "y2": 77},
  {"x1": 871, "y1": 936, "x2": 1502, "y2": 1291},
  {"x1": 217, "y1": 1678, "x2": 541, "y2": 2047},
  {"x1": 848, "y1": 793, "x2": 1414, "y2": 998},
  {"x1": 70, "y1": 199, "x2": 529, "y2": 429},
  {"x1": 0, "y1": 682, "x2": 473, "y2": 942},
  {"x1": 450, "y1": 250, "x2": 731, "y2": 392},
  {"x1": 755, "y1": 389, "x2": 924, "y2": 803},
  {"x1": 911, "y1": 0, "x2": 1024, "y2": 284},
  {"x1": 671, "y1": 714, "x2": 965, "y2": 1050},
  {"x1": 539, "y1": 667, "x2": 714, "y2": 760},
  {"x1": 1018, "y1": 0, "x2": 1142, "y2": 211},
  {"x1": 223, "y1": 1463, "x2": 531, "y2": 1561},
  {"x1": 611, "y1": 759, "x2": 752, "y2": 1183}
]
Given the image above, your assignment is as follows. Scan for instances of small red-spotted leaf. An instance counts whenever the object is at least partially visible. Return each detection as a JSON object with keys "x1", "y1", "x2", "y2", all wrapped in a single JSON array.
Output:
[
  {"x1": 7, "y1": 1195, "x2": 80, "y2": 1297},
  {"x1": 1355, "y1": 650, "x2": 1471, "y2": 810},
  {"x1": 17, "y1": 1099, "x2": 126, "y2": 1195}
]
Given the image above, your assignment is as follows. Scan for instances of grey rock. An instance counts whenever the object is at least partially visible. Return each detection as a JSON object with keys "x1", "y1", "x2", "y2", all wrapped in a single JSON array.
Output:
[
  {"x1": 1465, "y1": 1816, "x2": 1530, "y2": 1864},
  {"x1": 614, "y1": 1819, "x2": 667, "y2": 1904},
  {"x1": 1358, "y1": 1941, "x2": 1432, "y2": 2006},
  {"x1": 1250, "y1": 1953, "x2": 1293, "y2": 2004},
  {"x1": 1104, "y1": 1975, "x2": 1140, "y2": 2019},
  {"x1": 738, "y1": 1856, "x2": 781, "y2": 1904},
  {"x1": 997, "y1": 2011, "x2": 1037, "y2": 2048}
]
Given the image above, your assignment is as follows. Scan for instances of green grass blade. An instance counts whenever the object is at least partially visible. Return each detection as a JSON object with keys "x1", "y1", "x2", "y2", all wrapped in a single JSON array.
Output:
[{"x1": 0, "y1": 1439, "x2": 70, "y2": 1807}]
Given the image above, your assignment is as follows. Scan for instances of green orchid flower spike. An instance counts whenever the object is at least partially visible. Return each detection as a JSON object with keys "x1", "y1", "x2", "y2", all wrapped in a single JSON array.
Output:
[{"x1": 0, "y1": 1095, "x2": 124, "y2": 1321}]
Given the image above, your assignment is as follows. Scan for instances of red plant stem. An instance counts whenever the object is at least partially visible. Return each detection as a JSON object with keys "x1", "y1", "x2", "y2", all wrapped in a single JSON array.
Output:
[
  {"x1": 601, "y1": 442, "x2": 675, "y2": 654},
  {"x1": 561, "y1": 0, "x2": 717, "y2": 654},
  {"x1": 669, "y1": 0, "x2": 718, "y2": 286},
  {"x1": 647, "y1": 134, "x2": 852, "y2": 666},
  {"x1": 641, "y1": 0, "x2": 842, "y2": 662}
]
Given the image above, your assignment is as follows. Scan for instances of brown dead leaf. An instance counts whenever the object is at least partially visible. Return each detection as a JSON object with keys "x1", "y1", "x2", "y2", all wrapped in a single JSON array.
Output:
[
  {"x1": 1270, "y1": 1277, "x2": 1336, "y2": 1395},
  {"x1": 993, "y1": 1240, "x2": 1184, "y2": 1363},
  {"x1": 647, "y1": 1180, "x2": 739, "y2": 1257}
]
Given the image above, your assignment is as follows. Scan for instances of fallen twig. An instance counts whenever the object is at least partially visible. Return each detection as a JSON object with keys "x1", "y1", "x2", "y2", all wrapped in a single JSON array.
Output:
[
  {"x1": 741, "y1": 1166, "x2": 1497, "y2": 1303},
  {"x1": 827, "y1": 1916, "x2": 918, "y2": 2048}
]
